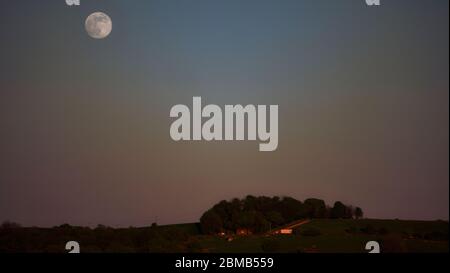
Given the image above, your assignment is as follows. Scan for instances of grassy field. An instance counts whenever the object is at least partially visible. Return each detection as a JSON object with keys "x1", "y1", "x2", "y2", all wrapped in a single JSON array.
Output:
[
  {"x1": 0, "y1": 219, "x2": 447, "y2": 253},
  {"x1": 188, "y1": 219, "x2": 449, "y2": 253}
]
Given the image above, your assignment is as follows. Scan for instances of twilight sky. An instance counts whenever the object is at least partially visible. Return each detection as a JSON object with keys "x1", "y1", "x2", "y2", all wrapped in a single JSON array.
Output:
[{"x1": 0, "y1": 0, "x2": 448, "y2": 227}]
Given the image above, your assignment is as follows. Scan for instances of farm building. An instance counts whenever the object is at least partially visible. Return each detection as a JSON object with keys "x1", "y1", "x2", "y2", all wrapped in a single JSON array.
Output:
[
  {"x1": 236, "y1": 228, "x2": 253, "y2": 236},
  {"x1": 270, "y1": 219, "x2": 310, "y2": 235}
]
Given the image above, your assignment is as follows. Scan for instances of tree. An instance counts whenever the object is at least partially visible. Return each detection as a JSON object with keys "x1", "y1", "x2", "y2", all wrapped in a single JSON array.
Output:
[
  {"x1": 0, "y1": 221, "x2": 21, "y2": 229},
  {"x1": 265, "y1": 211, "x2": 285, "y2": 226},
  {"x1": 200, "y1": 196, "x2": 363, "y2": 234},
  {"x1": 304, "y1": 198, "x2": 327, "y2": 218},
  {"x1": 331, "y1": 201, "x2": 348, "y2": 219},
  {"x1": 200, "y1": 210, "x2": 223, "y2": 234},
  {"x1": 243, "y1": 195, "x2": 257, "y2": 211},
  {"x1": 231, "y1": 211, "x2": 249, "y2": 229},
  {"x1": 253, "y1": 212, "x2": 270, "y2": 233},
  {"x1": 345, "y1": 205, "x2": 355, "y2": 219},
  {"x1": 354, "y1": 207, "x2": 363, "y2": 219},
  {"x1": 279, "y1": 197, "x2": 303, "y2": 222}
]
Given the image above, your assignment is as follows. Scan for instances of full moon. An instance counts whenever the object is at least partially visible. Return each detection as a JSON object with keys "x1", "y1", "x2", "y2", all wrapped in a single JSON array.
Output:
[{"x1": 85, "y1": 12, "x2": 112, "y2": 39}]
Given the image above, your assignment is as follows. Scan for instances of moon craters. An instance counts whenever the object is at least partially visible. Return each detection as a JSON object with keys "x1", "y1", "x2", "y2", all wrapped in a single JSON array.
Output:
[{"x1": 85, "y1": 12, "x2": 112, "y2": 39}]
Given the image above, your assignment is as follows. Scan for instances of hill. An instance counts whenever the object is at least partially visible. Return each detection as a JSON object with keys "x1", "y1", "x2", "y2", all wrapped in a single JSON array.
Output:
[
  {"x1": 0, "y1": 219, "x2": 447, "y2": 253},
  {"x1": 192, "y1": 219, "x2": 448, "y2": 253}
]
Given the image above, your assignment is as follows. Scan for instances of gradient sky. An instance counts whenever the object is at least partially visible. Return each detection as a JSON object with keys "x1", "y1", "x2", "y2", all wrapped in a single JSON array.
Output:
[{"x1": 0, "y1": 0, "x2": 448, "y2": 227}]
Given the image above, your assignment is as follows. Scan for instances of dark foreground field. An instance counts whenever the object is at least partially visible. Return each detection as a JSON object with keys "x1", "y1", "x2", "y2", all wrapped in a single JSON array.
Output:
[{"x1": 0, "y1": 219, "x2": 448, "y2": 253}]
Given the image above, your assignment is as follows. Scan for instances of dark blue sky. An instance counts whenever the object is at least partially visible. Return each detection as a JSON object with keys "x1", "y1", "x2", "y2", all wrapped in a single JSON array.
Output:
[{"x1": 0, "y1": 0, "x2": 448, "y2": 226}]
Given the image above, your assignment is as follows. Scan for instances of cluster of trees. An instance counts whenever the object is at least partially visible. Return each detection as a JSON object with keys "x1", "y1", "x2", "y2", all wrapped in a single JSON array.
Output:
[
  {"x1": 0, "y1": 222, "x2": 201, "y2": 253},
  {"x1": 200, "y1": 196, "x2": 363, "y2": 234}
]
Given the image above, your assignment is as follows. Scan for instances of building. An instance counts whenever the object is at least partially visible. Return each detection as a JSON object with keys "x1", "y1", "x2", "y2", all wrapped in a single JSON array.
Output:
[
  {"x1": 278, "y1": 228, "x2": 293, "y2": 234},
  {"x1": 236, "y1": 228, "x2": 252, "y2": 236},
  {"x1": 270, "y1": 219, "x2": 310, "y2": 235}
]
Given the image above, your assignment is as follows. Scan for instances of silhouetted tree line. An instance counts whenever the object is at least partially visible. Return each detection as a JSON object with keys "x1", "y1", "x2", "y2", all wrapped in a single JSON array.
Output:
[
  {"x1": 200, "y1": 195, "x2": 363, "y2": 234},
  {"x1": 0, "y1": 222, "x2": 202, "y2": 253}
]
